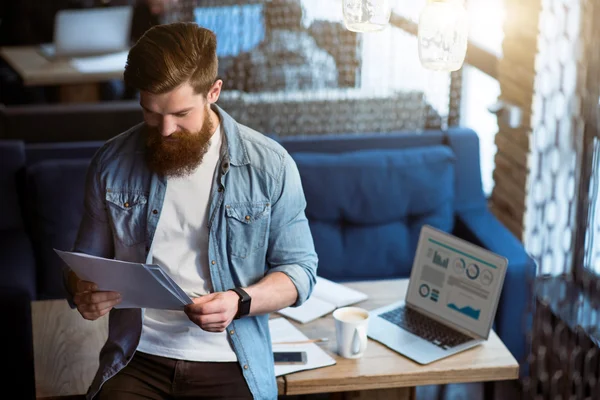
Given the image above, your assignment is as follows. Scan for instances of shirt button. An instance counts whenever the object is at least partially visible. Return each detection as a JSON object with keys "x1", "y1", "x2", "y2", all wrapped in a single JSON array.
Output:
[
  {"x1": 211, "y1": 260, "x2": 216, "y2": 265},
  {"x1": 243, "y1": 364, "x2": 248, "y2": 370},
  {"x1": 245, "y1": 215, "x2": 251, "y2": 221},
  {"x1": 152, "y1": 209, "x2": 158, "y2": 215},
  {"x1": 229, "y1": 330, "x2": 235, "y2": 335},
  {"x1": 124, "y1": 202, "x2": 130, "y2": 208}
]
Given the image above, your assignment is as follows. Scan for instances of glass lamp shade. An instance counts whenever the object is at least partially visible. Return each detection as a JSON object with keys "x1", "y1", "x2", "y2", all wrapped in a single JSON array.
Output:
[
  {"x1": 343, "y1": 0, "x2": 392, "y2": 32},
  {"x1": 418, "y1": 0, "x2": 468, "y2": 72}
]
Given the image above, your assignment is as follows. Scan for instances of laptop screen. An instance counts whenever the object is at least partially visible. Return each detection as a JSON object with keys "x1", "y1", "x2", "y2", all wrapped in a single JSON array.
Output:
[
  {"x1": 406, "y1": 225, "x2": 508, "y2": 339},
  {"x1": 53, "y1": 6, "x2": 133, "y2": 56}
]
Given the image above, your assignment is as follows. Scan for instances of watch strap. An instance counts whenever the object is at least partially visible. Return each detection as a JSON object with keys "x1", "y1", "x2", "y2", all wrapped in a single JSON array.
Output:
[{"x1": 230, "y1": 287, "x2": 251, "y2": 319}]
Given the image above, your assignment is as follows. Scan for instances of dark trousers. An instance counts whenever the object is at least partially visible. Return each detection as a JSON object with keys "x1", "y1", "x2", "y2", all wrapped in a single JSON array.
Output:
[{"x1": 97, "y1": 351, "x2": 253, "y2": 400}]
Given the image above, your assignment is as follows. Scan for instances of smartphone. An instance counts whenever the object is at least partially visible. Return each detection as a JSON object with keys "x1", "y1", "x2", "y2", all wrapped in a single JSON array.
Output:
[{"x1": 273, "y1": 351, "x2": 308, "y2": 365}]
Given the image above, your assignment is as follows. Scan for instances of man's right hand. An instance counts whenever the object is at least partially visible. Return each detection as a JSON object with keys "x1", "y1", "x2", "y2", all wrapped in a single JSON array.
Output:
[{"x1": 72, "y1": 279, "x2": 121, "y2": 321}]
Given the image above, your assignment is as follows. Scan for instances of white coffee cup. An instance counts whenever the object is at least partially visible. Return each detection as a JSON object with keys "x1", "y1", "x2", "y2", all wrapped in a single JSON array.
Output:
[{"x1": 332, "y1": 306, "x2": 369, "y2": 359}]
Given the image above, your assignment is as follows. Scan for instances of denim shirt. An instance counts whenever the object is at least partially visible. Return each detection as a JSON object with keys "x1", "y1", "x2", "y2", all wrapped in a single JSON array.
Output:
[{"x1": 69, "y1": 105, "x2": 318, "y2": 400}]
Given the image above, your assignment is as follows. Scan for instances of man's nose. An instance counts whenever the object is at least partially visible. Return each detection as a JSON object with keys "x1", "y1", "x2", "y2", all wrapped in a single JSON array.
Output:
[{"x1": 160, "y1": 117, "x2": 177, "y2": 137}]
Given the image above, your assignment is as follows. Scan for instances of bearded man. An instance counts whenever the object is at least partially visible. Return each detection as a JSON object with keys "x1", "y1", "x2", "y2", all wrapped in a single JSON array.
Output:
[{"x1": 65, "y1": 22, "x2": 318, "y2": 400}]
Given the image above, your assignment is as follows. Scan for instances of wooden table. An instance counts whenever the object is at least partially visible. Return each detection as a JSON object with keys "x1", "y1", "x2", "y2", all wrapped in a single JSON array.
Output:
[
  {"x1": 0, "y1": 46, "x2": 125, "y2": 103},
  {"x1": 32, "y1": 279, "x2": 519, "y2": 399},
  {"x1": 282, "y1": 280, "x2": 519, "y2": 399}
]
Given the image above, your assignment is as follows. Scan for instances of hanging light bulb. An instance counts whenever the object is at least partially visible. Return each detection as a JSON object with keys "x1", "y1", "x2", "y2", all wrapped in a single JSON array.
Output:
[
  {"x1": 418, "y1": 0, "x2": 468, "y2": 72},
  {"x1": 342, "y1": 0, "x2": 392, "y2": 32}
]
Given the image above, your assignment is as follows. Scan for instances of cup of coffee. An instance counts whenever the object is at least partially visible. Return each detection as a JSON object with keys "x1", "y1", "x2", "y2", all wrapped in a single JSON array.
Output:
[{"x1": 332, "y1": 306, "x2": 370, "y2": 359}]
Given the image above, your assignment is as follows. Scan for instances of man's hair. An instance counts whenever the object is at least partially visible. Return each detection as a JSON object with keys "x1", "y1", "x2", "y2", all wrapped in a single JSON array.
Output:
[{"x1": 124, "y1": 22, "x2": 218, "y2": 95}]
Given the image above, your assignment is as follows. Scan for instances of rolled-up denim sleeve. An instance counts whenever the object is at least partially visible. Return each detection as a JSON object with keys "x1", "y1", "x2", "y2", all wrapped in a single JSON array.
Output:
[
  {"x1": 266, "y1": 153, "x2": 318, "y2": 307},
  {"x1": 62, "y1": 155, "x2": 114, "y2": 308}
]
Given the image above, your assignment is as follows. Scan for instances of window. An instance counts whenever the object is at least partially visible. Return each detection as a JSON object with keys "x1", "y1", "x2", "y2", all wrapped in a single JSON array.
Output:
[
  {"x1": 584, "y1": 137, "x2": 600, "y2": 276},
  {"x1": 460, "y1": 0, "x2": 505, "y2": 196},
  {"x1": 460, "y1": 66, "x2": 500, "y2": 196}
]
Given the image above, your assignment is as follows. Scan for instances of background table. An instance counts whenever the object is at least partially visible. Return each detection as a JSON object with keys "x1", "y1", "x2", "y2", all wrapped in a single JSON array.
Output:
[{"x1": 0, "y1": 46, "x2": 125, "y2": 103}]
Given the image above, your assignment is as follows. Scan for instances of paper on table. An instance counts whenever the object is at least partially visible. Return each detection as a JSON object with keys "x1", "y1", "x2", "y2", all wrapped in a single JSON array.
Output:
[
  {"x1": 54, "y1": 249, "x2": 192, "y2": 310},
  {"x1": 70, "y1": 51, "x2": 128, "y2": 73},
  {"x1": 276, "y1": 296, "x2": 336, "y2": 324},
  {"x1": 269, "y1": 317, "x2": 336, "y2": 377},
  {"x1": 312, "y1": 276, "x2": 368, "y2": 308},
  {"x1": 277, "y1": 276, "x2": 368, "y2": 323}
]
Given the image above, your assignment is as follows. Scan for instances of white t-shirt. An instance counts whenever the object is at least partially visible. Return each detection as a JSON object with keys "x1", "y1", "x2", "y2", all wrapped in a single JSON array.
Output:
[{"x1": 137, "y1": 125, "x2": 237, "y2": 362}]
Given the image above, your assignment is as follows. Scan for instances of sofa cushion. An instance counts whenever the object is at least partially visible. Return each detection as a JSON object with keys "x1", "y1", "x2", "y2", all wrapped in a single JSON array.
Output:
[
  {"x1": 26, "y1": 159, "x2": 90, "y2": 299},
  {"x1": 291, "y1": 146, "x2": 456, "y2": 281}
]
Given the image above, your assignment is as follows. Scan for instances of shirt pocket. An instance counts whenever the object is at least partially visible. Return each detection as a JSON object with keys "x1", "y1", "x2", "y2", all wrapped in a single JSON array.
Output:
[
  {"x1": 105, "y1": 191, "x2": 148, "y2": 247},
  {"x1": 225, "y1": 202, "x2": 271, "y2": 259}
]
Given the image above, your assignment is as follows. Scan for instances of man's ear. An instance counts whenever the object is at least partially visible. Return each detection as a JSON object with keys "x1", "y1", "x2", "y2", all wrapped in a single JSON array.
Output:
[{"x1": 207, "y1": 79, "x2": 223, "y2": 104}]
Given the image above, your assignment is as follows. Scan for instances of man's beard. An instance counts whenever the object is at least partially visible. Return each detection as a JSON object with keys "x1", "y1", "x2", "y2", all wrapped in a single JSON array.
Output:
[{"x1": 145, "y1": 109, "x2": 216, "y2": 178}]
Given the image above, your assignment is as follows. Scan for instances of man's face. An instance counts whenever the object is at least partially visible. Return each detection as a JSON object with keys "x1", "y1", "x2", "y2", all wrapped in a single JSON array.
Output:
[{"x1": 140, "y1": 81, "x2": 221, "y2": 178}]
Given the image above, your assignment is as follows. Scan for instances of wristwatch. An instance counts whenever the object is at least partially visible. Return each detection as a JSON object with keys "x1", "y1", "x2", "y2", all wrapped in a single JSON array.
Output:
[{"x1": 229, "y1": 287, "x2": 252, "y2": 320}]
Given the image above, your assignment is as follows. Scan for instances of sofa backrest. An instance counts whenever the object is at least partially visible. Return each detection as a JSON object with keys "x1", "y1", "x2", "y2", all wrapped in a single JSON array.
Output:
[
  {"x1": 0, "y1": 101, "x2": 143, "y2": 143},
  {"x1": 279, "y1": 128, "x2": 486, "y2": 213},
  {"x1": 25, "y1": 141, "x2": 105, "y2": 166},
  {"x1": 291, "y1": 146, "x2": 456, "y2": 281}
]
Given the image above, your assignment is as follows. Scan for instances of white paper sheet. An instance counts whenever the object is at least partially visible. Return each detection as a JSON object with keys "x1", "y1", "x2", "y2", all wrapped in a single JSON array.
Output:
[
  {"x1": 69, "y1": 51, "x2": 128, "y2": 73},
  {"x1": 277, "y1": 276, "x2": 369, "y2": 323},
  {"x1": 269, "y1": 317, "x2": 336, "y2": 376},
  {"x1": 55, "y1": 249, "x2": 192, "y2": 310},
  {"x1": 312, "y1": 276, "x2": 369, "y2": 308},
  {"x1": 276, "y1": 295, "x2": 336, "y2": 324}
]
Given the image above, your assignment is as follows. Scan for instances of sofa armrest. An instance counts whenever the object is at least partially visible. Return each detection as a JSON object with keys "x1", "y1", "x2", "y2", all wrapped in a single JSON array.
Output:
[{"x1": 454, "y1": 208, "x2": 536, "y2": 368}]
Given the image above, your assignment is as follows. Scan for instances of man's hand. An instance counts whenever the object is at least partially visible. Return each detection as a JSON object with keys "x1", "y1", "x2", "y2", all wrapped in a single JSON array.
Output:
[
  {"x1": 73, "y1": 280, "x2": 121, "y2": 321},
  {"x1": 184, "y1": 291, "x2": 239, "y2": 332}
]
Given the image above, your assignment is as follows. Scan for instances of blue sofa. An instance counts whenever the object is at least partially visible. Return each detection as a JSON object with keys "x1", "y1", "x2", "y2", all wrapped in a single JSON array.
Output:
[{"x1": 1, "y1": 127, "x2": 534, "y2": 396}]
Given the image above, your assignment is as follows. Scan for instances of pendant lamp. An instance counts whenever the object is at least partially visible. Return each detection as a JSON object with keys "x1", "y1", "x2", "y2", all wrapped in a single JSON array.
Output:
[
  {"x1": 342, "y1": 0, "x2": 392, "y2": 32},
  {"x1": 418, "y1": 0, "x2": 468, "y2": 72}
]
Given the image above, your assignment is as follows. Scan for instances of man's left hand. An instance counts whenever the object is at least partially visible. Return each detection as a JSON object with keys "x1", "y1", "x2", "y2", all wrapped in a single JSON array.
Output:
[{"x1": 184, "y1": 291, "x2": 239, "y2": 332}]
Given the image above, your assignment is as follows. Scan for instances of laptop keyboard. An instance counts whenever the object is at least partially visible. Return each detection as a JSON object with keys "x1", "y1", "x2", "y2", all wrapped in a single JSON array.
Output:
[{"x1": 379, "y1": 306, "x2": 473, "y2": 350}]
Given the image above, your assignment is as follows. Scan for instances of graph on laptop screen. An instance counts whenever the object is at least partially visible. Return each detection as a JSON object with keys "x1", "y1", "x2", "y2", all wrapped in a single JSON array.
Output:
[{"x1": 407, "y1": 230, "x2": 507, "y2": 339}]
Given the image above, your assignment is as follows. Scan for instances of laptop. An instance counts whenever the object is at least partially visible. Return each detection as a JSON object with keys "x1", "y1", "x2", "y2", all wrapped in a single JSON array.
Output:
[
  {"x1": 368, "y1": 224, "x2": 508, "y2": 365},
  {"x1": 39, "y1": 6, "x2": 133, "y2": 59}
]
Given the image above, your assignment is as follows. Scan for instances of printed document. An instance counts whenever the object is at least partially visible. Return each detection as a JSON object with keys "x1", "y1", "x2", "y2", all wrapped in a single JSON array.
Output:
[{"x1": 54, "y1": 249, "x2": 192, "y2": 310}]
